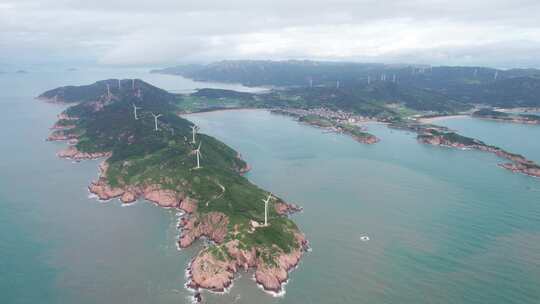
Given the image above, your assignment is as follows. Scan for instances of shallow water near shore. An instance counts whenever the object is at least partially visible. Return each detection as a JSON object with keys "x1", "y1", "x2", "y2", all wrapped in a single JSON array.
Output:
[{"x1": 1, "y1": 68, "x2": 540, "y2": 304}]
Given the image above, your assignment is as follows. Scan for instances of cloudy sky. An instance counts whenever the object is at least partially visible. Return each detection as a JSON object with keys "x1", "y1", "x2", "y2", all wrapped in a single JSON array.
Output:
[{"x1": 2, "y1": 0, "x2": 540, "y2": 68}]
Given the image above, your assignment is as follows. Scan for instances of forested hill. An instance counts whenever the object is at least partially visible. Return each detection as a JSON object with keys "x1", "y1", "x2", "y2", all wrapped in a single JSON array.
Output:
[{"x1": 152, "y1": 60, "x2": 540, "y2": 108}]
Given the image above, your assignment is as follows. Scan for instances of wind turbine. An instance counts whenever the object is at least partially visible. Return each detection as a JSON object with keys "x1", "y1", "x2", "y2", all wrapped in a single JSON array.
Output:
[
  {"x1": 132, "y1": 79, "x2": 135, "y2": 90},
  {"x1": 309, "y1": 77, "x2": 313, "y2": 88},
  {"x1": 261, "y1": 194, "x2": 274, "y2": 226},
  {"x1": 494, "y1": 71, "x2": 499, "y2": 80},
  {"x1": 393, "y1": 74, "x2": 397, "y2": 83},
  {"x1": 132, "y1": 103, "x2": 142, "y2": 120},
  {"x1": 151, "y1": 113, "x2": 162, "y2": 131},
  {"x1": 106, "y1": 83, "x2": 111, "y2": 99},
  {"x1": 118, "y1": 79, "x2": 122, "y2": 89},
  {"x1": 336, "y1": 80, "x2": 340, "y2": 89},
  {"x1": 190, "y1": 125, "x2": 199, "y2": 144},
  {"x1": 367, "y1": 76, "x2": 371, "y2": 85},
  {"x1": 193, "y1": 142, "x2": 202, "y2": 169}
]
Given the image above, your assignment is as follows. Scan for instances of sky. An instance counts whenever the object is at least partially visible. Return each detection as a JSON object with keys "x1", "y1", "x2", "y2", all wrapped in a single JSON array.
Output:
[{"x1": 2, "y1": 0, "x2": 540, "y2": 68}]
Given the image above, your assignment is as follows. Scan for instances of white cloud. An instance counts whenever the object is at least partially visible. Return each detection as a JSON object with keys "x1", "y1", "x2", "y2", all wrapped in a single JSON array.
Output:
[{"x1": 2, "y1": 0, "x2": 540, "y2": 67}]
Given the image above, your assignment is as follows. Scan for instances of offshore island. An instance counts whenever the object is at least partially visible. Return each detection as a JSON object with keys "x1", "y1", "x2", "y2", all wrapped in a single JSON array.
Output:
[{"x1": 40, "y1": 79, "x2": 308, "y2": 300}]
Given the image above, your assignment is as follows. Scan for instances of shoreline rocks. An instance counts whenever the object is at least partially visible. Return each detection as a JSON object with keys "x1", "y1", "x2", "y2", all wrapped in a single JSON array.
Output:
[
  {"x1": 187, "y1": 233, "x2": 308, "y2": 294},
  {"x1": 88, "y1": 161, "x2": 201, "y2": 208},
  {"x1": 418, "y1": 133, "x2": 540, "y2": 178},
  {"x1": 178, "y1": 212, "x2": 228, "y2": 248},
  {"x1": 57, "y1": 146, "x2": 111, "y2": 160},
  {"x1": 274, "y1": 201, "x2": 303, "y2": 216},
  {"x1": 47, "y1": 130, "x2": 79, "y2": 141},
  {"x1": 350, "y1": 133, "x2": 380, "y2": 144}
]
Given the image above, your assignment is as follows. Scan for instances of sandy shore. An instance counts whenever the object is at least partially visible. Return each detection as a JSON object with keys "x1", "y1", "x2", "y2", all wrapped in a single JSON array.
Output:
[{"x1": 418, "y1": 115, "x2": 469, "y2": 123}]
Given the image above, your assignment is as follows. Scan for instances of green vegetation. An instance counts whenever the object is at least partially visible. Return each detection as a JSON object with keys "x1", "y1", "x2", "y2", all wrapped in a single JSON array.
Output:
[
  {"x1": 154, "y1": 60, "x2": 540, "y2": 109},
  {"x1": 423, "y1": 129, "x2": 484, "y2": 146},
  {"x1": 298, "y1": 115, "x2": 334, "y2": 127},
  {"x1": 177, "y1": 82, "x2": 470, "y2": 120},
  {"x1": 473, "y1": 109, "x2": 540, "y2": 123},
  {"x1": 47, "y1": 79, "x2": 301, "y2": 257}
]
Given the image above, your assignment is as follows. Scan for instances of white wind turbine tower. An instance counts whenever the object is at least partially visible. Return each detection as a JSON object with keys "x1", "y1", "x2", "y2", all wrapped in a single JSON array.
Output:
[
  {"x1": 151, "y1": 113, "x2": 162, "y2": 131},
  {"x1": 494, "y1": 71, "x2": 499, "y2": 80},
  {"x1": 193, "y1": 142, "x2": 202, "y2": 169},
  {"x1": 367, "y1": 76, "x2": 371, "y2": 85},
  {"x1": 118, "y1": 79, "x2": 122, "y2": 89},
  {"x1": 336, "y1": 80, "x2": 340, "y2": 89},
  {"x1": 309, "y1": 77, "x2": 313, "y2": 88},
  {"x1": 132, "y1": 79, "x2": 135, "y2": 90},
  {"x1": 132, "y1": 103, "x2": 142, "y2": 120},
  {"x1": 393, "y1": 74, "x2": 397, "y2": 83},
  {"x1": 106, "y1": 83, "x2": 111, "y2": 99},
  {"x1": 261, "y1": 193, "x2": 273, "y2": 226},
  {"x1": 190, "y1": 125, "x2": 199, "y2": 144}
]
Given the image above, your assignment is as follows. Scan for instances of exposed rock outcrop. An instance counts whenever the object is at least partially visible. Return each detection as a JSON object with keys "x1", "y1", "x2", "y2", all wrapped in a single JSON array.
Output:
[
  {"x1": 254, "y1": 233, "x2": 308, "y2": 293},
  {"x1": 178, "y1": 212, "x2": 229, "y2": 248},
  {"x1": 187, "y1": 232, "x2": 308, "y2": 294},
  {"x1": 274, "y1": 201, "x2": 303, "y2": 215},
  {"x1": 88, "y1": 161, "x2": 201, "y2": 207},
  {"x1": 47, "y1": 130, "x2": 79, "y2": 141},
  {"x1": 57, "y1": 146, "x2": 111, "y2": 160},
  {"x1": 352, "y1": 133, "x2": 380, "y2": 144}
]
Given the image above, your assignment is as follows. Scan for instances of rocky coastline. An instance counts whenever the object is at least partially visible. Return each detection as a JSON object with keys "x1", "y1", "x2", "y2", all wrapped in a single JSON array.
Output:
[
  {"x1": 53, "y1": 133, "x2": 307, "y2": 296},
  {"x1": 185, "y1": 230, "x2": 308, "y2": 294},
  {"x1": 418, "y1": 130, "x2": 540, "y2": 178},
  {"x1": 84, "y1": 158, "x2": 308, "y2": 295},
  {"x1": 349, "y1": 132, "x2": 380, "y2": 144},
  {"x1": 42, "y1": 80, "x2": 309, "y2": 302}
]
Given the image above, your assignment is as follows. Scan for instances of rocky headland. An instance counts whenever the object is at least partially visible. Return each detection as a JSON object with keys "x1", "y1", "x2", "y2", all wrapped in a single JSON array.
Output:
[
  {"x1": 417, "y1": 128, "x2": 540, "y2": 178},
  {"x1": 42, "y1": 79, "x2": 308, "y2": 301}
]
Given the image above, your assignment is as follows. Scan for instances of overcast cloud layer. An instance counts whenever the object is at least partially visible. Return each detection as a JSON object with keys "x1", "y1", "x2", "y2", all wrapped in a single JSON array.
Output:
[{"x1": 2, "y1": 0, "x2": 540, "y2": 68}]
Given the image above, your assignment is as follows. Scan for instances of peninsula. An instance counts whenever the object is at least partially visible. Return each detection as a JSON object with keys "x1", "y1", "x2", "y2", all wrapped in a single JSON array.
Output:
[
  {"x1": 40, "y1": 79, "x2": 308, "y2": 300},
  {"x1": 389, "y1": 120, "x2": 540, "y2": 178}
]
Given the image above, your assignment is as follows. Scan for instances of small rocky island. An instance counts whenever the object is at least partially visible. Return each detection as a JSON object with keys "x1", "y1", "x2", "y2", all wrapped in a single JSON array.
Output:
[{"x1": 40, "y1": 79, "x2": 308, "y2": 300}]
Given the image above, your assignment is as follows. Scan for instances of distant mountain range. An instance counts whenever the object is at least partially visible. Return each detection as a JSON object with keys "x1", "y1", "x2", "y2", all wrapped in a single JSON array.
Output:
[{"x1": 152, "y1": 60, "x2": 540, "y2": 109}]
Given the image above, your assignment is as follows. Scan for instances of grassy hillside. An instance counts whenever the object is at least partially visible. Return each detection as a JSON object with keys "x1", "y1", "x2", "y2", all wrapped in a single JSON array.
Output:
[{"x1": 47, "y1": 79, "x2": 302, "y2": 257}]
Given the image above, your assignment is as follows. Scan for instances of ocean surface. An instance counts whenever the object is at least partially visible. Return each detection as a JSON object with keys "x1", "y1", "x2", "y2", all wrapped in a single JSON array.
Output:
[{"x1": 1, "y1": 68, "x2": 539, "y2": 304}]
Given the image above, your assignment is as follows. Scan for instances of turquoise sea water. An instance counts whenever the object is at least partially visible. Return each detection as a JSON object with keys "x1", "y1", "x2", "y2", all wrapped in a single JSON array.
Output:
[{"x1": 1, "y1": 69, "x2": 540, "y2": 304}]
